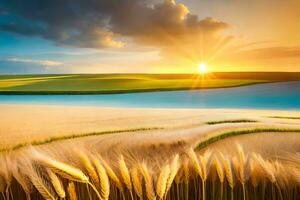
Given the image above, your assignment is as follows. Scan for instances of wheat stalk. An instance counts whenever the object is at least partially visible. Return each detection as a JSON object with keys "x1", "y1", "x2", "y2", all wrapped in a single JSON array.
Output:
[
  {"x1": 0, "y1": 175, "x2": 6, "y2": 194},
  {"x1": 139, "y1": 162, "x2": 156, "y2": 200},
  {"x1": 99, "y1": 156, "x2": 123, "y2": 191},
  {"x1": 0, "y1": 156, "x2": 12, "y2": 197},
  {"x1": 165, "y1": 154, "x2": 180, "y2": 194},
  {"x1": 131, "y1": 167, "x2": 143, "y2": 199},
  {"x1": 78, "y1": 151, "x2": 99, "y2": 186},
  {"x1": 92, "y1": 156, "x2": 110, "y2": 200},
  {"x1": 119, "y1": 155, "x2": 132, "y2": 191},
  {"x1": 182, "y1": 159, "x2": 190, "y2": 184},
  {"x1": 27, "y1": 165, "x2": 57, "y2": 200},
  {"x1": 47, "y1": 169, "x2": 66, "y2": 198},
  {"x1": 220, "y1": 154, "x2": 235, "y2": 189},
  {"x1": 67, "y1": 182, "x2": 77, "y2": 200},
  {"x1": 32, "y1": 150, "x2": 89, "y2": 182},
  {"x1": 252, "y1": 153, "x2": 276, "y2": 183},
  {"x1": 214, "y1": 156, "x2": 224, "y2": 183},
  {"x1": 249, "y1": 158, "x2": 261, "y2": 188},
  {"x1": 156, "y1": 164, "x2": 170, "y2": 199},
  {"x1": 199, "y1": 150, "x2": 213, "y2": 181},
  {"x1": 187, "y1": 148, "x2": 202, "y2": 176},
  {"x1": 236, "y1": 144, "x2": 251, "y2": 184},
  {"x1": 11, "y1": 165, "x2": 33, "y2": 197}
]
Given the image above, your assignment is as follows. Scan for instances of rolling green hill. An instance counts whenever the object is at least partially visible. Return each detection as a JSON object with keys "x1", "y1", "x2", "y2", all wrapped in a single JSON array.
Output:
[{"x1": 0, "y1": 72, "x2": 299, "y2": 94}]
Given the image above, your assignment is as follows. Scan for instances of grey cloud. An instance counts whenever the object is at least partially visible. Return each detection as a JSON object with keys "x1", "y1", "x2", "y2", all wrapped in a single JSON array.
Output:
[{"x1": 0, "y1": 0, "x2": 230, "y2": 53}]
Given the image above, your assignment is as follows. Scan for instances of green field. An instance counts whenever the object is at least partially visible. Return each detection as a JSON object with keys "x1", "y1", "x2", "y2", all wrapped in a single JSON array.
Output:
[{"x1": 0, "y1": 72, "x2": 299, "y2": 94}]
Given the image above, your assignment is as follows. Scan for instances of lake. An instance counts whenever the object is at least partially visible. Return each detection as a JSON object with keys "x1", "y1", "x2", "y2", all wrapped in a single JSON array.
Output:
[{"x1": 0, "y1": 81, "x2": 300, "y2": 110}]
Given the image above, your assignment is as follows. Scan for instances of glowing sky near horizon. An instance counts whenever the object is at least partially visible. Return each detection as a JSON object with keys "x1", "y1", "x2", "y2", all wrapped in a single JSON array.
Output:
[{"x1": 0, "y1": 0, "x2": 299, "y2": 74}]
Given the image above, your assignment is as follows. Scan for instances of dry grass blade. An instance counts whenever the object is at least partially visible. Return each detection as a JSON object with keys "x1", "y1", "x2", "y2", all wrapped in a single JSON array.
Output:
[
  {"x1": 156, "y1": 164, "x2": 170, "y2": 199},
  {"x1": 92, "y1": 157, "x2": 110, "y2": 200},
  {"x1": 47, "y1": 169, "x2": 66, "y2": 198},
  {"x1": 67, "y1": 182, "x2": 77, "y2": 200}
]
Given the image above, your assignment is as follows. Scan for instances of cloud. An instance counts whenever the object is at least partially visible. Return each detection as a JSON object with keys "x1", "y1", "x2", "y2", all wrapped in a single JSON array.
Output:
[
  {"x1": 4, "y1": 58, "x2": 62, "y2": 66},
  {"x1": 232, "y1": 47, "x2": 300, "y2": 60},
  {"x1": 0, "y1": 0, "x2": 231, "y2": 60}
]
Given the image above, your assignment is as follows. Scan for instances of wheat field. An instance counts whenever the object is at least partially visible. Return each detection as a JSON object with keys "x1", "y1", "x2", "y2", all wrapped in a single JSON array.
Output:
[
  {"x1": 0, "y1": 144, "x2": 300, "y2": 200},
  {"x1": 1, "y1": 106, "x2": 300, "y2": 199}
]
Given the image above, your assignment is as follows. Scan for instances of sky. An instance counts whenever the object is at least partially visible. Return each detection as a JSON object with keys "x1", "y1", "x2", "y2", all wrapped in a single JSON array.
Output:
[{"x1": 0, "y1": 0, "x2": 300, "y2": 74}]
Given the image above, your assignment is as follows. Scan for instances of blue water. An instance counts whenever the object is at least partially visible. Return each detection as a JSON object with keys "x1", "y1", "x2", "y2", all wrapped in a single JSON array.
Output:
[{"x1": 0, "y1": 81, "x2": 300, "y2": 110}]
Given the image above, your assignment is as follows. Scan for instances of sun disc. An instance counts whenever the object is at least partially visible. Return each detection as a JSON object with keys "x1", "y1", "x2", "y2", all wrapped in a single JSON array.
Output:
[{"x1": 198, "y1": 63, "x2": 207, "y2": 74}]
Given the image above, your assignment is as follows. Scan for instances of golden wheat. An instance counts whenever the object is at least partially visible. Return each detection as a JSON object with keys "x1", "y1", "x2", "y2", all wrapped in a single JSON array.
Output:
[
  {"x1": 77, "y1": 151, "x2": 99, "y2": 186},
  {"x1": 1, "y1": 145, "x2": 300, "y2": 200},
  {"x1": 118, "y1": 155, "x2": 132, "y2": 191},
  {"x1": 99, "y1": 156, "x2": 123, "y2": 191},
  {"x1": 131, "y1": 167, "x2": 143, "y2": 199},
  {"x1": 67, "y1": 182, "x2": 77, "y2": 200},
  {"x1": 187, "y1": 148, "x2": 202, "y2": 176},
  {"x1": 92, "y1": 156, "x2": 110, "y2": 200},
  {"x1": 32, "y1": 150, "x2": 89, "y2": 182},
  {"x1": 165, "y1": 154, "x2": 180, "y2": 194},
  {"x1": 156, "y1": 164, "x2": 170, "y2": 199},
  {"x1": 25, "y1": 164, "x2": 57, "y2": 200},
  {"x1": 213, "y1": 156, "x2": 224, "y2": 183},
  {"x1": 47, "y1": 169, "x2": 66, "y2": 198},
  {"x1": 140, "y1": 162, "x2": 156, "y2": 200}
]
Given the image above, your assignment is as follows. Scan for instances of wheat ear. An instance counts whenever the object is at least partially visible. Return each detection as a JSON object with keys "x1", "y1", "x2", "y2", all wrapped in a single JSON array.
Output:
[
  {"x1": 78, "y1": 151, "x2": 99, "y2": 186},
  {"x1": 32, "y1": 150, "x2": 89, "y2": 182},
  {"x1": 140, "y1": 162, "x2": 156, "y2": 200},
  {"x1": 92, "y1": 157, "x2": 110, "y2": 200},
  {"x1": 67, "y1": 182, "x2": 77, "y2": 200},
  {"x1": 252, "y1": 153, "x2": 276, "y2": 183},
  {"x1": 99, "y1": 156, "x2": 123, "y2": 191},
  {"x1": 119, "y1": 155, "x2": 132, "y2": 191},
  {"x1": 187, "y1": 148, "x2": 202, "y2": 176},
  {"x1": 214, "y1": 156, "x2": 224, "y2": 183},
  {"x1": 199, "y1": 150, "x2": 213, "y2": 181},
  {"x1": 28, "y1": 165, "x2": 57, "y2": 200},
  {"x1": 131, "y1": 167, "x2": 143, "y2": 199},
  {"x1": 47, "y1": 169, "x2": 66, "y2": 198},
  {"x1": 156, "y1": 164, "x2": 170, "y2": 199},
  {"x1": 221, "y1": 155, "x2": 235, "y2": 188},
  {"x1": 165, "y1": 154, "x2": 180, "y2": 194}
]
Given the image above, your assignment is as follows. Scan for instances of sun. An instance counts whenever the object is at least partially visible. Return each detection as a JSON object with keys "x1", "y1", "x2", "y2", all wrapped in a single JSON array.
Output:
[{"x1": 198, "y1": 63, "x2": 207, "y2": 74}]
